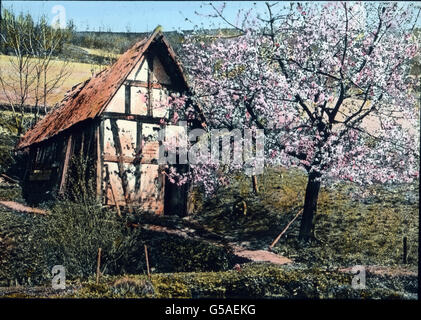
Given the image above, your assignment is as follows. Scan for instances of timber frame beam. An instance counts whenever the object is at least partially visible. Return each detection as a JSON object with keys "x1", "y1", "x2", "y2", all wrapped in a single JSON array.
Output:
[
  {"x1": 59, "y1": 134, "x2": 73, "y2": 194},
  {"x1": 101, "y1": 112, "x2": 166, "y2": 124}
]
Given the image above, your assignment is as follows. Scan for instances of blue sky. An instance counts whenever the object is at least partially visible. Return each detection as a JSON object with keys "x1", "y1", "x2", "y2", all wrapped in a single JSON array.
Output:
[
  {"x1": 2, "y1": 1, "x2": 271, "y2": 32},
  {"x1": 3, "y1": 1, "x2": 419, "y2": 32}
]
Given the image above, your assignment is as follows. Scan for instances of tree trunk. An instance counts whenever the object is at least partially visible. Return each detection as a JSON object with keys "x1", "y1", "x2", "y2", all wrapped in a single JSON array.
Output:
[
  {"x1": 298, "y1": 171, "x2": 321, "y2": 243},
  {"x1": 43, "y1": 69, "x2": 47, "y2": 114},
  {"x1": 252, "y1": 175, "x2": 259, "y2": 194},
  {"x1": 18, "y1": 107, "x2": 24, "y2": 136}
]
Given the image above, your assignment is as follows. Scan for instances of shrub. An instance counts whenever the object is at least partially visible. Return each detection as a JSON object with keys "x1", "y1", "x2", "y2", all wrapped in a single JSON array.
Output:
[
  {"x1": 111, "y1": 276, "x2": 154, "y2": 297},
  {"x1": 0, "y1": 199, "x2": 237, "y2": 286},
  {"x1": 65, "y1": 153, "x2": 96, "y2": 205},
  {"x1": 0, "y1": 145, "x2": 15, "y2": 174},
  {"x1": 0, "y1": 208, "x2": 48, "y2": 286},
  {"x1": 0, "y1": 131, "x2": 18, "y2": 175},
  {"x1": 114, "y1": 228, "x2": 237, "y2": 275},
  {"x1": 0, "y1": 198, "x2": 127, "y2": 285},
  {"x1": 150, "y1": 236, "x2": 234, "y2": 273},
  {"x1": 39, "y1": 199, "x2": 125, "y2": 280}
]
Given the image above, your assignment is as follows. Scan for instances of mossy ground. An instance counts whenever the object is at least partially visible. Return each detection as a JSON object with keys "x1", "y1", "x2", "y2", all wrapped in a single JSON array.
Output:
[
  {"x1": 2, "y1": 263, "x2": 415, "y2": 299},
  {"x1": 192, "y1": 167, "x2": 418, "y2": 268}
]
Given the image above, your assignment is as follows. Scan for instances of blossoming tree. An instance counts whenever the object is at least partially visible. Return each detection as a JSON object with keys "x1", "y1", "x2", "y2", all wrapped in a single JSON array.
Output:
[{"x1": 179, "y1": 2, "x2": 420, "y2": 242}]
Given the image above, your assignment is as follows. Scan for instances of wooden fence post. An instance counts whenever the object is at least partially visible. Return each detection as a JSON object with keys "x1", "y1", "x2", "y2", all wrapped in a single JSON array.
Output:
[
  {"x1": 252, "y1": 175, "x2": 259, "y2": 194},
  {"x1": 96, "y1": 248, "x2": 102, "y2": 284},
  {"x1": 144, "y1": 244, "x2": 151, "y2": 279},
  {"x1": 403, "y1": 237, "x2": 407, "y2": 264}
]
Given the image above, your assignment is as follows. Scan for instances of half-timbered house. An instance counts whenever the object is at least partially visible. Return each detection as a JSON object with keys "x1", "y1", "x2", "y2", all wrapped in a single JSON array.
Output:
[{"x1": 15, "y1": 27, "x2": 205, "y2": 216}]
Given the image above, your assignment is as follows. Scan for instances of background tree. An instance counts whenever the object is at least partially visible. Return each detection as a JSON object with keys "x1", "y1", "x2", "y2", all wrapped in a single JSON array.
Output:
[
  {"x1": 31, "y1": 14, "x2": 73, "y2": 122},
  {"x1": 181, "y1": 2, "x2": 420, "y2": 243},
  {"x1": 0, "y1": 8, "x2": 74, "y2": 131},
  {"x1": 0, "y1": 9, "x2": 37, "y2": 134}
]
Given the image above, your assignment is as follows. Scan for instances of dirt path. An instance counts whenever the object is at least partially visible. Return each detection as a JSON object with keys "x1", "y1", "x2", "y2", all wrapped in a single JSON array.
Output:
[
  {"x1": 0, "y1": 201, "x2": 47, "y2": 215},
  {"x1": 143, "y1": 224, "x2": 292, "y2": 265},
  {"x1": 230, "y1": 246, "x2": 292, "y2": 265}
]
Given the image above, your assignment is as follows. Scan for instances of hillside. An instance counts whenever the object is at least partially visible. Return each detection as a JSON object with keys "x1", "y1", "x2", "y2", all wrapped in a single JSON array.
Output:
[{"x1": 0, "y1": 54, "x2": 104, "y2": 108}]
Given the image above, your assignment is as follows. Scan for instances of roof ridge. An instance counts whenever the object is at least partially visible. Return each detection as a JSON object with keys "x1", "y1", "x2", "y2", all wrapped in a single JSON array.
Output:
[{"x1": 96, "y1": 28, "x2": 161, "y2": 116}]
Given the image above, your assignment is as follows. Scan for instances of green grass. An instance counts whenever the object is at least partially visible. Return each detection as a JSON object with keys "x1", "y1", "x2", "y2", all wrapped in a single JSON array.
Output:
[
  {"x1": 77, "y1": 46, "x2": 121, "y2": 59},
  {"x1": 37, "y1": 263, "x2": 415, "y2": 299},
  {"x1": 192, "y1": 167, "x2": 419, "y2": 268}
]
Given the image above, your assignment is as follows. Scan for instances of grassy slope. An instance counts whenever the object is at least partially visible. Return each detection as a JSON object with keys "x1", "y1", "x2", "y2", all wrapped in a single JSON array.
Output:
[
  {"x1": 0, "y1": 54, "x2": 103, "y2": 107},
  {"x1": 78, "y1": 46, "x2": 121, "y2": 59},
  {"x1": 193, "y1": 167, "x2": 418, "y2": 268}
]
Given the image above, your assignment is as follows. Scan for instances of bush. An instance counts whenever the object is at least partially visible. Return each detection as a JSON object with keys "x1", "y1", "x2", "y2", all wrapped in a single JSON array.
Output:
[
  {"x1": 0, "y1": 145, "x2": 15, "y2": 174},
  {"x1": 114, "y1": 228, "x2": 237, "y2": 275},
  {"x1": 0, "y1": 132, "x2": 18, "y2": 175},
  {"x1": 0, "y1": 185, "x2": 22, "y2": 201},
  {"x1": 0, "y1": 111, "x2": 34, "y2": 180},
  {"x1": 65, "y1": 153, "x2": 97, "y2": 204},
  {"x1": 150, "y1": 235, "x2": 235, "y2": 273},
  {"x1": 0, "y1": 200, "x2": 237, "y2": 286},
  {"x1": 111, "y1": 276, "x2": 154, "y2": 297},
  {"x1": 0, "y1": 199, "x2": 126, "y2": 285},
  {"x1": 0, "y1": 208, "x2": 48, "y2": 286},
  {"x1": 39, "y1": 199, "x2": 125, "y2": 280}
]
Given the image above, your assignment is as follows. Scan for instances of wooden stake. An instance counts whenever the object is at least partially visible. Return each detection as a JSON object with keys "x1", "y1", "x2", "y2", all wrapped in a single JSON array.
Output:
[
  {"x1": 403, "y1": 236, "x2": 407, "y2": 264},
  {"x1": 59, "y1": 134, "x2": 73, "y2": 194},
  {"x1": 95, "y1": 126, "x2": 102, "y2": 200},
  {"x1": 252, "y1": 175, "x2": 259, "y2": 194},
  {"x1": 144, "y1": 244, "x2": 151, "y2": 279},
  {"x1": 0, "y1": 173, "x2": 18, "y2": 184},
  {"x1": 96, "y1": 248, "x2": 102, "y2": 284},
  {"x1": 269, "y1": 209, "x2": 303, "y2": 250}
]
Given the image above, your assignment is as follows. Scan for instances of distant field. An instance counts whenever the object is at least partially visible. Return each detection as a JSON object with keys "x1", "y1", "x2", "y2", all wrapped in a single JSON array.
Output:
[
  {"x1": 0, "y1": 54, "x2": 105, "y2": 107},
  {"x1": 79, "y1": 46, "x2": 121, "y2": 59}
]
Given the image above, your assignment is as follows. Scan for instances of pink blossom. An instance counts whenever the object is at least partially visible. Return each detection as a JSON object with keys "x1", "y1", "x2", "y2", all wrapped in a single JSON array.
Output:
[{"x1": 180, "y1": 2, "x2": 419, "y2": 194}]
